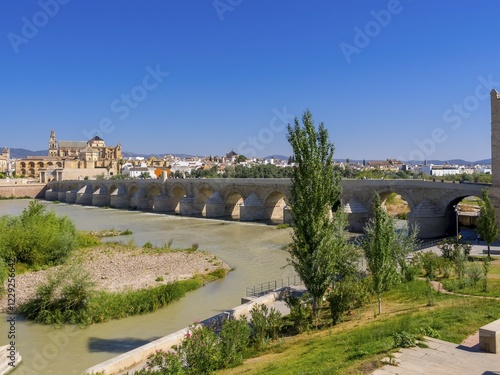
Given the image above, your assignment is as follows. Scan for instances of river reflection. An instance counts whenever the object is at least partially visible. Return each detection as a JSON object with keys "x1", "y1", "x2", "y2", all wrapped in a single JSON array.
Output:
[{"x1": 0, "y1": 200, "x2": 293, "y2": 374}]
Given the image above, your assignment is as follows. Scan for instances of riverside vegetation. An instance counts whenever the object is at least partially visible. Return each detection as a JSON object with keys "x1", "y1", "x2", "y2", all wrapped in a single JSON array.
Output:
[{"x1": 0, "y1": 200, "x2": 229, "y2": 326}]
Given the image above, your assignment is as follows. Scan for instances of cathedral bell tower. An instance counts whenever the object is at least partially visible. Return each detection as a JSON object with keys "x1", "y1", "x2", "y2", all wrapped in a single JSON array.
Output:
[{"x1": 48, "y1": 130, "x2": 58, "y2": 157}]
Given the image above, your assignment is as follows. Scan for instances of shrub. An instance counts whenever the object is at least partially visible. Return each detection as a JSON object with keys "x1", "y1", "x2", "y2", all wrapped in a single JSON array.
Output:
[
  {"x1": 219, "y1": 318, "x2": 252, "y2": 368},
  {"x1": 0, "y1": 201, "x2": 77, "y2": 268},
  {"x1": 284, "y1": 293, "x2": 312, "y2": 333},
  {"x1": 415, "y1": 252, "x2": 440, "y2": 280},
  {"x1": 327, "y1": 277, "x2": 371, "y2": 324},
  {"x1": 143, "y1": 242, "x2": 153, "y2": 249},
  {"x1": 276, "y1": 223, "x2": 290, "y2": 230},
  {"x1": 135, "y1": 350, "x2": 184, "y2": 375},
  {"x1": 418, "y1": 326, "x2": 441, "y2": 339},
  {"x1": 250, "y1": 304, "x2": 283, "y2": 349},
  {"x1": 466, "y1": 262, "x2": 483, "y2": 286},
  {"x1": 21, "y1": 263, "x2": 96, "y2": 325},
  {"x1": 179, "y1": 323, "x2": 221, "y2": 374},
  {"x1": 393, "y1": 331, "x2": 417, "y2": 348},
  {"x1": 75, "y1": 232, "x2": 101, "y2": 248}
]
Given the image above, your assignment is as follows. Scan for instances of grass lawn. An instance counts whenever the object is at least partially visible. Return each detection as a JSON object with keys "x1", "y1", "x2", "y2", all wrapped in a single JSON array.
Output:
[{"x1": 218, "y1": 280, "x2": 500, "y2": 375}]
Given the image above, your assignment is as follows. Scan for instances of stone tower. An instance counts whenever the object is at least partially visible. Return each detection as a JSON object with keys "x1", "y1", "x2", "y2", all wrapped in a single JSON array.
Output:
[
  {"x1": 1, "y1": 147, "x2": 9, "y2": 160},
  {"x1": 490, "y1": 89, "x2": 500, "y2": 225},
  {"x1": 48, "y1": 129, "x2": 58, "y2": 157}
]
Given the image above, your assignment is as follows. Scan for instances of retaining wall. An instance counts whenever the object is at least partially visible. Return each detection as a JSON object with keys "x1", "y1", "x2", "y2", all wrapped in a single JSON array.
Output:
[
  {"x1": 85, "y1": 288, "x2": 290, "y2": 375},
  {"x1": 0, "y1": 183, "x2": 46, "y2": 198}
]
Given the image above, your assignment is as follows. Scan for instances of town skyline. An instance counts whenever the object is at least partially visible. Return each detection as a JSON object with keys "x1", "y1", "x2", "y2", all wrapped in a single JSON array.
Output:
[{"x1": 2, "y1": 2, "x2": 499, "y2": 161}]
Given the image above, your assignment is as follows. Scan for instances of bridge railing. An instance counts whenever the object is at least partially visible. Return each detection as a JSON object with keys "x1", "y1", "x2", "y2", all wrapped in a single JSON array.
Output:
[{"x1": 245, "y1": 275, "x2": 302, "y2": 298}]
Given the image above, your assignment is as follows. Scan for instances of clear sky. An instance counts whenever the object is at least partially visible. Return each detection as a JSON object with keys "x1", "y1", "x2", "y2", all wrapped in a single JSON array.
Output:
[{"x1": 1, "y1": 1, "x2": 499, "y2": 161}]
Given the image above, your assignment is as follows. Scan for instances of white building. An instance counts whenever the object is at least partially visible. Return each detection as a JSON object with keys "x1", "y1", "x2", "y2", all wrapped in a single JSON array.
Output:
[{"x1": 422, "y1": 164, "x2": 460, "y2": 176}]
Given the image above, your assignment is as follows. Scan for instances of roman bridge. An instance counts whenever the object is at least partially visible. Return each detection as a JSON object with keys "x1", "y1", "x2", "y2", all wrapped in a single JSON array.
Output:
[{"x1": 44, "y1": 178, "x2": 487, "y2": 238}]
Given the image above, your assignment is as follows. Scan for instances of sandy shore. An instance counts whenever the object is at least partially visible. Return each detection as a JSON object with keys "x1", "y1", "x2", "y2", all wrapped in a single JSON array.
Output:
[{"x1": 0, "y1": 244, "x2": 231, "y2": 311}]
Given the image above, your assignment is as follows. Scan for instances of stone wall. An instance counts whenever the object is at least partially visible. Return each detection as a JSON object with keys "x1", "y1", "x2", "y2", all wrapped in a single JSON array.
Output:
[{"x1": 0, "y1": 183, "x2": 46, "y2": 198}]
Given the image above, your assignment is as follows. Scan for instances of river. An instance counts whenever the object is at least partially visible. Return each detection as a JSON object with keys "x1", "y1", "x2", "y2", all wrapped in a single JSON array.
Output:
[{"x1": 0, "y1": 200, "x2": 294, "y2": 374}]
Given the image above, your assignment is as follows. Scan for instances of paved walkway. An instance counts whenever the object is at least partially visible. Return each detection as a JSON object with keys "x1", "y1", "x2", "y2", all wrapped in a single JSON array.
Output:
[
  {"x1": 416, "y1": 240, "x2": 500, "y2": 258},
  {"x1": 373, "y1": 337, "x2": 500, "y2": 375}
]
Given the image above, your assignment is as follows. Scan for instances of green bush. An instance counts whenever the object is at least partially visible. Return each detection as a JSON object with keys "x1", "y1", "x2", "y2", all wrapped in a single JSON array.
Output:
[
  {"x1": 466, "y1": 262, "x2": 483, "y2": 286},
  {"x1": 0, "y1": 201, "x2": 77, "y2": 268},
  {"x1": 21, "y1": 277, "x2": 202, "y2": 325},
  {"x1": 179, "y1": 323, "x2": 221, "y2": 374},
  {"x1": 219, "y1": 317, "x2": 252, "y2": 368},
  {"x1": 134, "y1": 350, "x2": 184, "y2": 375},
  {"x1": 21, "y1": 263, "x2": 96, "y2": 325},
  {"x1": 75, "y1": 232, "x2": 101, "y2": 248},
  {"x1": 392, "y1": 331, "x2": 417, "y2": 348},
  {"x1": 284, "y1": 293, "x2": 312, "y2": 333},
  {"x1": 415, "y1": 252, "x2": 440, "y2": 280},
  {"x1": 250, "y1": 304, "x2": 283, "y2": 349},
  {"x1": 327, "y1": 277, "x2": 371, "y2": 324}
]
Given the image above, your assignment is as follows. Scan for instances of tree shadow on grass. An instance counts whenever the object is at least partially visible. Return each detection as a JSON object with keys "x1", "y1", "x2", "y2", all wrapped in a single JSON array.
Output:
[{"x1": 88, "y1": 336, "x2": 162, "y2": 353}]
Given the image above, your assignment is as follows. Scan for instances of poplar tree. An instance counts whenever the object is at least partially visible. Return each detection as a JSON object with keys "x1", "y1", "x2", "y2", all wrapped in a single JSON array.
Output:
[
  {"x1": 286, "y1": 110, "x2": 349, "y2": 317},
  {"x1": 361, "y1": 194, "x2": 417, "y2": 314},
  {"x1": 477, "y1": 188, "x2": 498, "y2": 259}
]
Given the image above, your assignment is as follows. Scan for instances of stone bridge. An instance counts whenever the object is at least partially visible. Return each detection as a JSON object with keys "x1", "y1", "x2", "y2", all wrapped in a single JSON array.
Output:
[{"x1": 45, "y1": 178, "x2": 487, "y2": 238}]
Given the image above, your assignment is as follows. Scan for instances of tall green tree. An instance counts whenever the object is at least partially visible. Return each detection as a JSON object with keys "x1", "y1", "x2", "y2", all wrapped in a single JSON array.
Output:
[
  {"x1": 477, "y1": 188, "x2": 499, "y2": 259},
  {"x1": 287, "y1": 110, "x2": 352, "y2": 317},
  {"x1": 361, "y1": 194, "x2": 417, "y2": 314}
]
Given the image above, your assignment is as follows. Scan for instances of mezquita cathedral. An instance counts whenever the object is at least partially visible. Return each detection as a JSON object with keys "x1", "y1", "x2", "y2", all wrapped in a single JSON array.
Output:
[{"x1": 16, "y1": 130, "x2": 122, "y2": 181}]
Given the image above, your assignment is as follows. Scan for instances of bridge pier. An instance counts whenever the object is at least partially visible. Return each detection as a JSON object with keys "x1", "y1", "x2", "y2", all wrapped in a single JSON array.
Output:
[
  {"x1": 409, "y1": 216, "x2": 449, "y2": 239},
  {"x1": 57, "y1": 191, "x2": 66, "y2": 202},
  {"x1": 76, "y1": 185, "x2": 94, "y2": 205},
  {"x1": 205, "y1": 193, "x2": 225, "y2": 218},
  {"x1": 45, "y1": 189, "x2": 58, "y2": 201},
  {"x1": 283, "y1": 206, "x2": 293, "y2": 224},
  {"x1": 179, "y1": 196, "x2": 200, "y2": 216},
  {"x1": 66, "y1": 190, "x2": 77, "y2": 203},
  {"x1": 240, "y1": 193, "x2": 266, "y2": 221},
  {"x1": 92, "y1": 188, "x2": 110, "y2": 207},
  {"x1": 110, "y1": 186, "x2": 128, "y2": 209},
  {"x1": 152, "y1": 195, "x2": 170, "y2": 212},
  {"x1": 343, "y1": 198, "x2": 370, "y2": 232},
  {"x1": 130, "y1": 188, "x2": 148, "y2": 210}
]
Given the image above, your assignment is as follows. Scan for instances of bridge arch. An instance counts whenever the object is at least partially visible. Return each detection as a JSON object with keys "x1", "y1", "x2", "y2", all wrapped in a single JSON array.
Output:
[
  {"x1": 147, "y1": 184, "x2": 162, "y2": 210},
  {"x1": 367, "y1": 188, "x2": 415, "y2": 215},
  {"x1": 264, "y1": 191, "x2": 288, "y2": 222},
  {"x1": 170, "y1": 184, "x2": 187, "y2": 213},
  {"x1": 194, "y1": 183, "x2": 214, "y2": 216},
  {"x1": 225, "y1": 191, "x2": 244, "y2": 218}
]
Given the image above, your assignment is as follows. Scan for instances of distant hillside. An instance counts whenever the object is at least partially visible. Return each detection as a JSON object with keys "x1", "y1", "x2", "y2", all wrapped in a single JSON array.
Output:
[{"x1": 10, "y1": 148, "x2": 47, "y2": 158}]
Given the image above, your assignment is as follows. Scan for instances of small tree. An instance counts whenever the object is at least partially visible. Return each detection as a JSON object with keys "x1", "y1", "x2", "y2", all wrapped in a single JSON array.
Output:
[
  {"x1": 477, "y1": 188, "x2": 498, "y2": 259},
  {"x1": 361, "y1": 194, "x2": 417, "y2": 314}
]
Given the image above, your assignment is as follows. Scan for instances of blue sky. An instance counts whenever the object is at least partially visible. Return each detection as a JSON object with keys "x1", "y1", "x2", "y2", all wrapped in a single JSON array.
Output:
[{"x1": 1, "y1": 1, "x2": 498, "y2": 161}]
